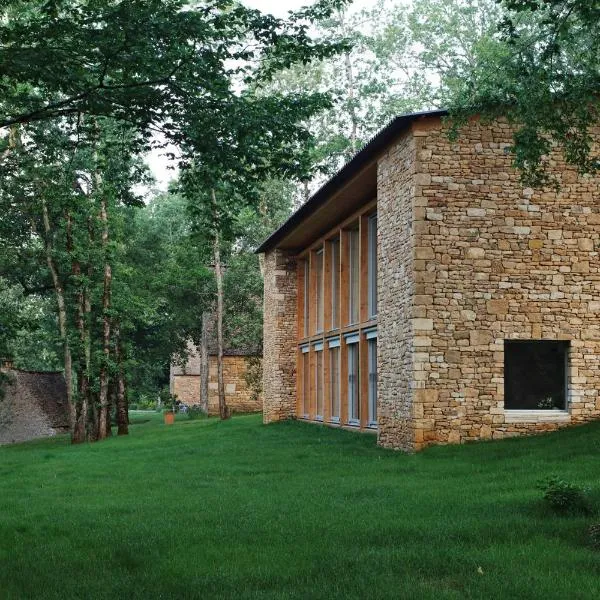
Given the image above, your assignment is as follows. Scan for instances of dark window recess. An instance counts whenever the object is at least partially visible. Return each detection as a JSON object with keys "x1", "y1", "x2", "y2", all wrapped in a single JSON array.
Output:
[{"x1": 504, "y1": 341, "x2": 569, "y2": 410}]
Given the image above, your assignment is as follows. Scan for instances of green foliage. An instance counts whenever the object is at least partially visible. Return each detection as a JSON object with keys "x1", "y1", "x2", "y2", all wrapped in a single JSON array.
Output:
[
  {"x1": 243, "y1": 356, "x2": 263, "y2": 405},
  {"x1": 185, "y1": 405, "x2": 207, "y2": 421},
  {"x1": 589, "y1": 523, "x2": 600, "y2": 550},
  {"x1": 537, "y1": 476, "x2": 592, "y2": 515},
  {"x1": 448, "y1": 0, "x2": 600, "y2": 186}
]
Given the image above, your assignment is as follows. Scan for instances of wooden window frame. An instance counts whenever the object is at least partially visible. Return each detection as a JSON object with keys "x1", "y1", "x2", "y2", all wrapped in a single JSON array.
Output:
[{"x1": 295, "y1": 199, "x2": 377, "y2": 431}]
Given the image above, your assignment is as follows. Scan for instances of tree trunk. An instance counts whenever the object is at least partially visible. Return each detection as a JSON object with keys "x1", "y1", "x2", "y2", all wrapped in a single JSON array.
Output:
[
  {"x1": 344, "y1": 49, "x2": 358, "y2": 154},
  {"x1": 114, "y1": 325, "x2": 128, "y2": 435},
  {"x1": 200, "y1": 311, "x2": 211, "y2": 416},
  {"x1": 40, "y1": 201, "x2": 76, "y2": 436},
  {"x1": 211, "y1": 189, "x2": 229, "y2": 420},
  {"x1": 97, "y1": 195, "x2": 112, "y2": 440}
]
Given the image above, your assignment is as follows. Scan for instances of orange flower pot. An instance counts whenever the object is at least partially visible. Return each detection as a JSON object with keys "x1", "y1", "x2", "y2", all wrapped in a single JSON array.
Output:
[{"x1": 164, "y1": 412, "x2": 175, "y2": 425}]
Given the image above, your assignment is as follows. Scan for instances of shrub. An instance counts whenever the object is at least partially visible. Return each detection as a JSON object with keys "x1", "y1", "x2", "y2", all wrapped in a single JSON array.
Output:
[
  {"x1": 589, "y1": 524, "x2": 600, "y2": 550},
  {"x1": 186, "y1": 405, "x2": 207, "y2": 420},
  {"x1": 537, "y1": 476, "x2": 592, "y2": 515}
]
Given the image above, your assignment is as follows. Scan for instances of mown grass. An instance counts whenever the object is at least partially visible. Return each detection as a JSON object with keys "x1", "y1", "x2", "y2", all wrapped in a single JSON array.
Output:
[{"x1": 1, "y1": 413, "x2": 600, "y2": 599}]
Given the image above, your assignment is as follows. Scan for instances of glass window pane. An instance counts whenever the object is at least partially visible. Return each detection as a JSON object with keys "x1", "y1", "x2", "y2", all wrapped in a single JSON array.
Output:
[
  {"x1": 331, "y1": 239, "x2": 340, "y2": 329},
  {"x1": 316, "y1": 350, "x2": 324, "y2": 417},
  {"x1": 302, "y1": 351, "x2": 310, "y2": 416},
  {"x1": 368, "y1": 214, "x2": 378, "y2": 318},
  {"x1": 315, "y1": 249, "x2": 324, "y2": 333},
  {"x1": 303, "y1": 261, "x2": 309, "y2": 337},
  {"x1": 330, "y1": 346, "x2": 340, "y2": 419},
  {"x1": 348, "y1": 342, "x2": 360, "y2": 422},
  {"x1": 368, "y1": 339, "x2": 377, "y2": 425},
  {"x1": 348, "y1": 229, "x2": 359, "y2": 325}
]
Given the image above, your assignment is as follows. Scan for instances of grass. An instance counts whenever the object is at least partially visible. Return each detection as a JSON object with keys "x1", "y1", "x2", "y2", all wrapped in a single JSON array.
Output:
[{"x1": 1, "y1": 413, "x2": 600, "y2": 599}]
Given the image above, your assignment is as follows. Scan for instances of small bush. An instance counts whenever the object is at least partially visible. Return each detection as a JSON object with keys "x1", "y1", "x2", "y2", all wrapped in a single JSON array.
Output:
[
  {"x1": 537, "y1": 476, "x2": 592, "y2": 515},
  {"x1": 186, "y1": 406, "x2": 207, "y2": 420},
  {"x1": 589, "y1": 524, "x2": 600, "y2": 550}
]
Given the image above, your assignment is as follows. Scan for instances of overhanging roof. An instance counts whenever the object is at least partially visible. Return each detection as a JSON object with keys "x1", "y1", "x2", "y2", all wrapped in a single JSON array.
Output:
[{"x1": 256, "y1": 108, "x2": 448, "y2": 254}]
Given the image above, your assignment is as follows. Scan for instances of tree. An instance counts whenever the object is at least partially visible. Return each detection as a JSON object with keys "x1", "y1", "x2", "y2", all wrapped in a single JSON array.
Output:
[{"x1": 448, "y1": 0, "x2": 600, "y2": 186}]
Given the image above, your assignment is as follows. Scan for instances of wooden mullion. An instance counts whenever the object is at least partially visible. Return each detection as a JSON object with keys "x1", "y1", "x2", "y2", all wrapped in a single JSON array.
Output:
[
  {"x1": 309, "y1": 348, "x2": 316, "y2": 420},
  {"x1": 296, "y1": 349, "x2": 304, "y2": 418}
]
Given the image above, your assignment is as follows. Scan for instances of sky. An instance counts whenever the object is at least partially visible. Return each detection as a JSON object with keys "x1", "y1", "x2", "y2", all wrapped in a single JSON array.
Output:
[{"x1": 145, "y1": 0, "x2": 371, "y2": 192}]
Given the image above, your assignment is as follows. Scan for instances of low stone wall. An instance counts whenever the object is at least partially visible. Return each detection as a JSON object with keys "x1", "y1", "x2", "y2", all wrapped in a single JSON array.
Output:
[
  {"x1": 0, "y1": 370, "x2": 70, "y2": 445},
  {"x1": 171, "y1": 355, "x2": 262, "y2": 415}
]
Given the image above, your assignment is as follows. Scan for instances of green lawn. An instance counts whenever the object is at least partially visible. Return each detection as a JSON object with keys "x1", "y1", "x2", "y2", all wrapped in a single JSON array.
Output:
[{"x1": 1, "y1": 413, "x2": 600, "y2": 599}]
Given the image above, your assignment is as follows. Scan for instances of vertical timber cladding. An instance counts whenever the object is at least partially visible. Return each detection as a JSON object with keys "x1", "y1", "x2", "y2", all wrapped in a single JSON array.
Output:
[
  {"x1": 262, "y1": 248, "x2": 298, "y2": 423},
  {"x1": 410, "y1": 116, "x2": 600, "y2": 446},
  {"x1": 376, "y1": 131, "x2": 418, "y2": 451}
]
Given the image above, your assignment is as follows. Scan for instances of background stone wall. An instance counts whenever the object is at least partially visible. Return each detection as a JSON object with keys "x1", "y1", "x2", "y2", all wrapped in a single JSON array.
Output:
[
  {"x1": 408, "y1": 116, "x2": 600, "y2": 448},
  {"x1": 262, "y1": 248, "x2": 298, "y2": 423},
  {"x1": 0, "y1": 370, "x2": 69, "y2": 445},
  {"x1": 377, "y1": 132, "x2": 418, "y2": 450},
  {"x1": 171, "y1": 354, "x2": 262, "y2": 415}
]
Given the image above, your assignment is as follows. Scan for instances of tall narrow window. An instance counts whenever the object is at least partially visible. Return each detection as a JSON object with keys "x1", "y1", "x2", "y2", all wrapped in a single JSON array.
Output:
[
  {"x1": 348, "y1": 228, "x2": 360, "y2": 325},
  {"x1": 368, "y1": 336, "x2": 377, "y2": 426},
  {"x1": 303, "y1": 260, "x2": 310, "y2": 338},
  {"x1": 315, "y1": 343, "x2": 324, "y2": 419},
  {"x1": 330, "y1": 238, "x2": 340, "y2": 329},
  {"x1": 302, "y1": 347, "x2": 310, "y2": 417},
  {"x1": 347, "y1": 339, "x2": 360, "y2": 424},
  {"x1": 329, "y1": 339, "x2": 340, "y2": 422},
  {"x1": 315, "y1": 249, "x2": 324, "y2": 333},
  {"x1": 368, "y1": 213, "x2": 378, "y2": 318}
]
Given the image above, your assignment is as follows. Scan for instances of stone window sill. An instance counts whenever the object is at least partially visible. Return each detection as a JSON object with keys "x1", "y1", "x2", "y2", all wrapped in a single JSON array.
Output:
[{"x1": 504, "y1": 410, "x2": 571, "y2": 424}]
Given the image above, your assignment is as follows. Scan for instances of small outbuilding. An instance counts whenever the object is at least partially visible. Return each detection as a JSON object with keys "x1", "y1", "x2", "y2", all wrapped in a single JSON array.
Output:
[{"x1": 0, "y1": 368, "x2": 70, "y2": 445}]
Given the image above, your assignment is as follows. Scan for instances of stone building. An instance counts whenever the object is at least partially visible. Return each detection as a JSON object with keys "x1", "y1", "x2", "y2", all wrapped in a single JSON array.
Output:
[
  {"x1": 258, "y1": 109, "x2": 600, "y2": 451},
  {"x1": 169, "y1": 341, "x2": 262, "y2": 415},
  {"x1": 0, "y1": 368, "x2": 70, "y2": 445}
]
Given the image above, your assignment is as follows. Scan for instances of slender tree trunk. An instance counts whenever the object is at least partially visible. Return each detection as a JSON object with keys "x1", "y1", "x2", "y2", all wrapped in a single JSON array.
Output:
[
  {"x1": 97, "y1": 195, "x2": 112, "y2": 440},
  {"x1": 211, "y1": 189, "x2": 229, "y2": 420},
  {"x1": 200, "y1": 312, "x2": 210, "y2": 415},
  {"x1": 344, "y1": 49, "x2": 358, "y2": 153},
  {"x1": 40, "y1": 201, "x2": 76, "y2": 435},
  {"x1": 114, "y1": 325, "x2": 128, "y2": 435}
]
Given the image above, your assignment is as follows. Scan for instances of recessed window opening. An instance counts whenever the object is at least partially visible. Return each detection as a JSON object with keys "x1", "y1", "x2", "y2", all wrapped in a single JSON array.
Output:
[
  {"x1": 302, "y1": 348, "x2": 310, "y2": 417},
  {"x1": 329, "y1": 339, "x2": 341, "y2": 422},
  {"x1": 368, "y1": 213, "x2": 378, "y2": 318},
  {"x1": 347, "y1": 338, "x2": 360, "y2": 424},
  {"x1": 330, "y1": 238, "x2": 340, "y2": 329},
  {"x1": 315, "y1": 249, "x2": 324, "y2": 333},
  {"x1": 348, "y1": 228, "x2": 360, "y2": 325},
  {"x1": 315, "y1": 345, "x2": 324, "y2": 420},
  {"x1": 504, "y1": 340, "x2": 569, "y2": 410},
  {"x1": 303, "y1": 260, "x2": 309, "y2": 338},
  {"x1": 367, "y1": 336, "x2": 377, "y2": 426}
]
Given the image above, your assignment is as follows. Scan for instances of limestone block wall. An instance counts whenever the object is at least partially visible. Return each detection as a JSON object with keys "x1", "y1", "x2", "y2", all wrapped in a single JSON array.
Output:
[
  {"x1": 408, "y1": 116, "x2": 600, "y2": 448},
  {"x1": 0, "y1": 370, "x2": 70, "y2": 445},
  {"x1": 377, "y1": 132, "x2": 418, "y2": 450},
  {"x1": 262, "y1": 248, "x2": 298, "y2": 423},
  {"x1": 171, "y1": 355, "x2": 262, "y2": 415}
]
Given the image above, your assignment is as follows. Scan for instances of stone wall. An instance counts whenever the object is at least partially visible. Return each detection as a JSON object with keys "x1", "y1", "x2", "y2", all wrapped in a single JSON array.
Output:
[
  {"x1": 377, "y1": 132, "x2": 418, "y2": 450},
  {"x1": 0, "y1": 370, "x2": 70, "y2": 445},
  {"x1": 408, "y1": 116, "x2": 600, "y2": 449},
  {"x1": 171, "y1": 355, "x2": 262, "y2": 415},
  {"x1": 262, "y1": 248, "x2": 298, "y2": 423}
]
